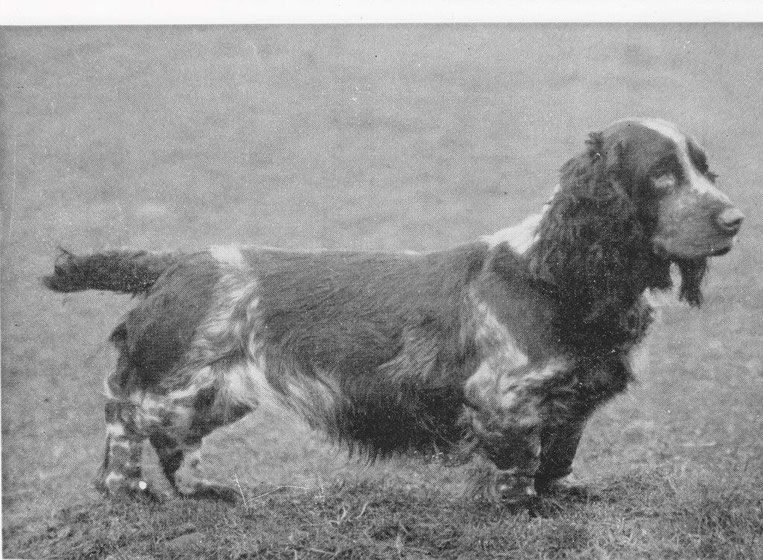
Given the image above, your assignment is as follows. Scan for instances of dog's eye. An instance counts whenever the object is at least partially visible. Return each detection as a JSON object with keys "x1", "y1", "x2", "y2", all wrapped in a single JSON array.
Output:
[{"x1": 652, "y1": 173, "x2": 676, "y2": 191}]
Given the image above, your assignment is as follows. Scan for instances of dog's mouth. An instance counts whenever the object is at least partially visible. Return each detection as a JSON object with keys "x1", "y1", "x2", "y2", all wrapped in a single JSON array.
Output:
[
  {"x1": 709, "y1": 245, "x2": 731, "y2": 257},
  {"x1": 703, "y1": 236, "x2": 736, "y2": 257},
  {"x1": 652, "y1": 237, "x2": 736, "y2": 260}
]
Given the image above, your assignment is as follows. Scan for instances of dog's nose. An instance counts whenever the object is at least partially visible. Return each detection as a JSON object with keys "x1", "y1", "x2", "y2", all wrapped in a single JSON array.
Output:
[{"x1": 716, "y1": 207, "x2": 744, "y2": 235}]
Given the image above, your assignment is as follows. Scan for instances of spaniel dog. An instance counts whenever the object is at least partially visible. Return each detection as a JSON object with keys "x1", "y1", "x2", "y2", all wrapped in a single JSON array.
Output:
[{"x1": 45, "y1": 118, "x2": 743, "y2": 505}]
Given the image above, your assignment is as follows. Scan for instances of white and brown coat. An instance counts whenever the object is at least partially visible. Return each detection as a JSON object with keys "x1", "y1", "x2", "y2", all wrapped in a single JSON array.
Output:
[{"x1": 45, "y1": 118, "x2": 743, "y2": 504}]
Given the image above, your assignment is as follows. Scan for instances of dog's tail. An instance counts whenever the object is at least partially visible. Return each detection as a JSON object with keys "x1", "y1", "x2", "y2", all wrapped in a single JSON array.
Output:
[{"x1": 43, "y1": 248, "x2": 181, "y2": 295}]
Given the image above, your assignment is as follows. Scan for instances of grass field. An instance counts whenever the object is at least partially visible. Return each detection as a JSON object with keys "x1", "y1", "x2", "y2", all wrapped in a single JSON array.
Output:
[{"x1": 2, "y1": 25, "x2": 762, "y2": 559}]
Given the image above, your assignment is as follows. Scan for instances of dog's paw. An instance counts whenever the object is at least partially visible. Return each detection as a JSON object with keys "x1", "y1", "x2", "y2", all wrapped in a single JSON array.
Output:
[
  {"x1": 101, "y1": 479, "x2": 168, "y2": 504},
  {"x1": 535, "y1": 474, "x2": 599, "y2": 501}
]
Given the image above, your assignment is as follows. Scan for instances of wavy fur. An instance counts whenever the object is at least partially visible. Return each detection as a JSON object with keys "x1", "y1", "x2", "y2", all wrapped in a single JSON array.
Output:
[
  {"x1": 527, "y1": 133, "x2": 702, "y2": 353},
  {"x1": 45, "y1": 119, "x2": 741, "y2": 505}
]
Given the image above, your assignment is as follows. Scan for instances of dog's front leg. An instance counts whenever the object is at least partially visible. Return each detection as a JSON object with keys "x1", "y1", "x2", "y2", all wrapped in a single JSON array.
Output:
[
  {"x1": 463, "y1": 360, "x2": 565, "y2": 504},
  {"x1": 535, "y1": 418, "x2": 588, "y2": 496}
]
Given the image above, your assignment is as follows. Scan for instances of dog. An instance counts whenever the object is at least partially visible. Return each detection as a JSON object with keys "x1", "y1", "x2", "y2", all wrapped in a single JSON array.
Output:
[{"x1": 45, "y1": 118, "x2": 743, "y2": 504}]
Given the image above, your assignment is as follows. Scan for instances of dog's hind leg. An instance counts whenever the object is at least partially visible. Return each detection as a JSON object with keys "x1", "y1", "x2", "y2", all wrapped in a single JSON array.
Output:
[
  {"x1": 96, "y1": 330, "x2": 159, "y2": 500},
  {"x1": 147, "y1": 379, "x2": 255, "y2": 503},
  {"x1": 98, "y1": 400, "x2": 156, "y2": 500},
  {"x1": 150, "y1": 434, "x2": 239, "y2": 503},
  {"x1": 99, "y1": 377, "x2": 235, "y2": 502}
]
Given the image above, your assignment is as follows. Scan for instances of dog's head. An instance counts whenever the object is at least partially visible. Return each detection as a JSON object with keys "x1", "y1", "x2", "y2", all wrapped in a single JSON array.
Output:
[
  {"x1": 598, "y1": 118, "x2": 743, "y2": 261},
  {"x1": 543, "y1": 118, "x2": 743, "y2": 307}
]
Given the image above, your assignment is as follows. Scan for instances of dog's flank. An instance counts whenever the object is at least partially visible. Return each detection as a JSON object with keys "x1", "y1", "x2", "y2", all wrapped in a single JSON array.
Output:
[{"x1": 46, "y1": 118, "x2": 742, "y2": 506}]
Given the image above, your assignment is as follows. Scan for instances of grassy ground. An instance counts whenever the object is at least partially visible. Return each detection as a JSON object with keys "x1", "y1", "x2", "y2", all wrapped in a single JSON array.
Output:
[
  {"x1": 2, "y1": 25, "x2": 762, "y2": 559},
  {"x1": 7, "y1": 467, "x2": 763, "y2": 559}
]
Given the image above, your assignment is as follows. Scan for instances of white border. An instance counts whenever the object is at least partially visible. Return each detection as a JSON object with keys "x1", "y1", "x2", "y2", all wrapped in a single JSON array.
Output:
[{"x1": 1, "y1": 0, "x2": 762, "y2": 25}]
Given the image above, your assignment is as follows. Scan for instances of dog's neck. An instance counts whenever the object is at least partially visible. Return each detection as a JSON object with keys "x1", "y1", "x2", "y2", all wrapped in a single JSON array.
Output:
[
  {"x1": 482, "y1": 187, "x2": 662, "y2": 353},
  {"x1": 480, "y1": 185, "x2": 557, "y2": 254}
]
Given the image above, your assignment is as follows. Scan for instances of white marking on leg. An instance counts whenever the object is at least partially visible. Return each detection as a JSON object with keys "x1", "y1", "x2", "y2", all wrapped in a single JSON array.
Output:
[
  {"x1": 174, "y1": 443, "x2": 206, "y2": 494},
  {"x1": 124, "y1": 391, "x2": 193, "y2": 437},
  {"x1": 467, "y1": 358, "x2": 567, "y2": 415},
  {"x1": 109, "y1": 438, "x2": 131, "y2": 450},
  {"x1": 521, "y1": 358, "x2": 568, "y2": 383},
  {"x1": 466, "y1": 298, "x2": 534, "y2": 411},
  {"x1": 106, "y1": 423, "x2": 126, "y2": 438},
  {"x1": 104, "y1": 472, "x2": 126, "y2": 486},
  {"x1": 166, "y1": 384, "x2": 203, "y2": 401}
]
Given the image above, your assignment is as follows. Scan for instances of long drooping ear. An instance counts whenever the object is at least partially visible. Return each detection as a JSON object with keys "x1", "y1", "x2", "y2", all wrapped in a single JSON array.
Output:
[
  {"x1": 674, "y1": 257, "x2": 707, "y2": 306},
  {"x1": 528, "y1": 133, "x2": 648, "y2": 319}
]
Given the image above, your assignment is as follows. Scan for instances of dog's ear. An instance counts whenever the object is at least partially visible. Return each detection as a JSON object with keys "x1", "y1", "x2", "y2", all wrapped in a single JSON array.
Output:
[
  {"x1": 532, "y1": 131, "x2": 645, "y2": 324},
  {"x1": 558, "y1": 132, "x2": 628, "y2": 201}
]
